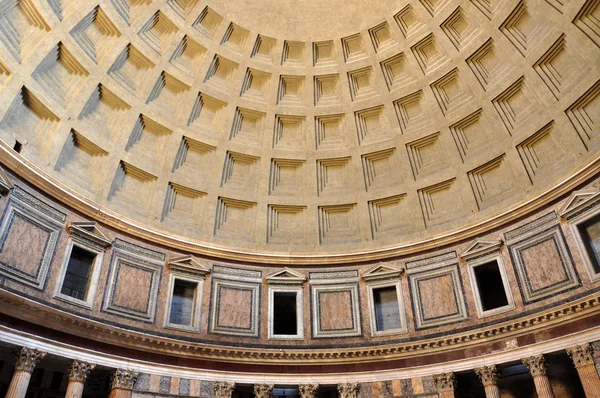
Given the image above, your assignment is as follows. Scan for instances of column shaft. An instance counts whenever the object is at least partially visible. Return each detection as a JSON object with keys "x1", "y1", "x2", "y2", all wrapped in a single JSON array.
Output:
[
  {"x1": 439, "y1": 391, "x2": 455, "y2": 398},
  {"x1": 532, "y1": 375, "x2": 554, "y2": 398},
  {"x1": 5, "y1": 370, "x2": 31, "y2": 398},
  {"x1": 65, "y1": 380, "x2": 85, "y2": 398},
  {"x1": 108, "y1": 388, "x2": 132, "y2": 398},
  {"x1": 483, "y1": 384, "x2": 500, "y2": 398},
  {"x1": 575, "y1": 363, "x2": 600, "y2": 398}
]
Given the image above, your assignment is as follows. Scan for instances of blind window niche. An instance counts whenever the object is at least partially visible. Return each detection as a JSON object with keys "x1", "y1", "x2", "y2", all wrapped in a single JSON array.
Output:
[
  {"x1": 273, "y1": 291, "x2": 298, "y2": 335},
  {"x1": 473, "y1": 260, "x2": 509, "y2": 312},
  {"x1": 169, "y1": 279, "x2": 197, "y2": 326},
  {"x1": 60, "y1": 246, "x2": 96, "y2": 301},
  {"x1": 579, "y1": 214, "x2": 600, "y2": 274},
  {"x1": 372, "y1": 286, "x2": 401, "y2": 332}
]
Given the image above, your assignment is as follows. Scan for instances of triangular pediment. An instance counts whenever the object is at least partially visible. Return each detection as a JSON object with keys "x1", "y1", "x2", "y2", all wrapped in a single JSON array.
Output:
[
  {"x1": 265, "y1": 267, "x2": 306, "y2": 284},
  {"x1": 0, "y1": 166, "x2": 14, "y2": 194},
  {"x1": 559, "y1": 190, "x2": 600, "y2": 219},
  {"x1": 168, "y1": 256, "x2": 211, "y2": 276},
  {"x1": 459, "y1": 238, "x2": 502, "y2": 261},
  {"x1": 67, "y1": 221, "x2": 113, "y2": 248},
  {"x1": 361, "y1": 262, "x2": 404, "y2": 281}
]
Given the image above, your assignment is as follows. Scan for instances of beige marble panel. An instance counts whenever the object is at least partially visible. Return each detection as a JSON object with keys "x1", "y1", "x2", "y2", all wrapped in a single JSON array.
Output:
[
  {"x1": 0, "y1": 215, "x2": 48, "y2": 277},
  {"x1": 319, "y1": 290, "x2": 354, "y2": 331},
  {"x1": 217, "y1": 286, "x2": 253, "y2": 329}
]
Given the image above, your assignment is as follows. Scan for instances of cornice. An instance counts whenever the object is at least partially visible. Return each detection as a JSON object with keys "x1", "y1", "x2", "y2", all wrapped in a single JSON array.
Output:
[
  {"x1": 0, "y1": 288, "x2": 598, "y2": 366},
  {"x1": 1, "y1": 144, "x2": 599, "y2": 265}
]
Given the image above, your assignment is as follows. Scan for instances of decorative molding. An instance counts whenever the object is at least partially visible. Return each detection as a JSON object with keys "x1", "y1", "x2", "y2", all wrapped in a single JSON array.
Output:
[
  {"x1": 299, "y1": 384, "x2": 319, "y2": 398},
  {"x1": 67, "y1": 221, "x2": 112, "y2": 248},
  {"x1": 405, "y1": 252, "x2": 457, "y2": 271},
  {"x1": 0, "y1": 166, "x2": 13, "y2": 194},
  {"x1": 433, "y1": 372, "x2": 456, "y2": 391},
  {"x1": 337, "y1": 382, "x2": 359, "y2": 398},
  {"x1": 475, "y1": 365, "x2": 498, "y2": 386},
  {"x1": 14, "y1": 347, "x2": 46, "y2": 372},
  {"x1": 567, "y1": 343, "x2": 595, "y2": 367},
  {"x1": 558, "y1": 190, "x2": 600, "y2": 220},
  {"x1": 168, "y1": 255, "x2": 211, "y2": 276},
  {"x1": 459, "y1": 239, "x2": 502, "y2": 261},
  {"x1": 522, "y1": 355, "x2": 547, "y2": 376},
  {"x1": 361, "y1": 262, "x2": 404, "y2": 281},
  {"x1": 67, "y1": 360, "x2": 96, "y2": 382},
  {"x1": 213, "y1": 265, "x2": 262, "y2": 279},
  {"x1": 214, "y1": 381, "x2": 235, "y2": 398},
  {"x1": 254, "y1": 384, "x2": 274, "y2": 398},
  {"x1": 309, "y1": 270, "x2": 358, "y2": 280},
  {"x1": 111, "y1": 369, "x2": 138, "y2": 390},
  {"x1": 265, "y1": 267, "x2": 306, "y2": 285}
]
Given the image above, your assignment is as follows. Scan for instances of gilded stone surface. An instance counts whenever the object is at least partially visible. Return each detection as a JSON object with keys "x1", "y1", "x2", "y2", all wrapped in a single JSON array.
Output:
[
  {"x1": 338, "y1": 382, "x2": 359, "y2": 398},
  {"x1": 214, "y1": 381, "x2": 235, "y2": 398},
  {"x1": 475, "y1": 365, "x2": 498, "y2": 386},
  {"x1": 567, "y1": 343, "x2": 595, "y2": 367},
  {"x1": 433, "y1": 372, "x2": 456, "y2": 392},
  {"x1": 14, "y1": 347, "x2": 46, "y2": 373},
  {"x1": 522, "y1": 355, "x2": 547, "y2": 376},
  {"x1": 254, "y1": 384, "x2": 274, "y2": 398},
  {"x1": 299, "y1": 384, "x2": 319, "y2": 398}
]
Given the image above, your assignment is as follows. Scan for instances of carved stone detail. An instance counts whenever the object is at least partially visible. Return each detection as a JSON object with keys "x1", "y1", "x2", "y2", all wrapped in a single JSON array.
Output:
[
  {"x1": 254, "y1": 383, "x2": 274, "y2": 398},
  {"x1": 567, "y1": 343, "x2": 595, "y2": 367},
  {"x1": 475, "y1": 365, "x2": 499, "y2": 386},
  {"x1": 14, "y1": 347, "x2": 46, "y2": 372},
  {"x1": 433, "y1": 372, "x2": 456, "y2": 391},
  {"x1": 214, "y1": 381, "x2": 235, "y2": 398},
  {"x1": 110, "y1": 369, "x2": 138, "y2": 390},
  {"x1": 67, "y1": 360, "x2": 96, "y2": 382},
  {"x1": 337, "y1": 382, "x2": 359, "y2": 398},
  {"x1": 522, "y1": 355, "x2": 547, "y2": 376},
  {"x1": 299, "y1": 383, "x2": 319, "y2": 398}
]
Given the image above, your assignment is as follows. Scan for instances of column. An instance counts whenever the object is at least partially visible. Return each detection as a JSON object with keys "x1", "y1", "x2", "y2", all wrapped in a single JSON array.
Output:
[
  {"x1": 299, "y1": 384, "x2": 319, "y2": 398},
  {"x1": 214, "y1": 381, "x2": 235, "y2": 398},
  {"x1": 254, "y1": 384, "x2": 274, "y2": 398},
  {"x1": 337, "y1": 382, "x2": 359, "y2": 398},
  {"x1": 108, "y1": 369, "x2": 138, "y2": 398},
  {"x1": 433, "y1": 372, "x2": 456, "y2": 398},
  {"x1": 522, "y1": 355, "x2": 554, "y2": 398},
  {"x1": 567, "y1": 343, "x2": 600, "y2": 398},
  {"x1": 65, "y1": 360, "x2": 96, "y2": 398},
  {"x1": 475, "y1": 365, "x2": 500, "y2": 398},
  {"x1": 6, "y1": 347, "x2": 47, "y2": 398}
]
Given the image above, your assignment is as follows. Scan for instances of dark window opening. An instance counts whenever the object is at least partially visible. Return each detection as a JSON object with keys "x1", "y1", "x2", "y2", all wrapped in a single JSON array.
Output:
[
  {"x1": 61, "y1": 246, "x2": 96, "y2": 301},
  {"x1": 273, "y1": 292, "x2": 297, "y2": 335},
  {"x1": 474, "y1": 261, "x2": 509, "y2": 311},
  {"x1": 373, "y1": 286, "x2": 401, "y2": 331},
  {"x1": 273, "y1": 387, "x2": 300, "y2": 398},
  {"x1": 13, "y1": 141, "x2": 22, "y2": 153},
  {"x1": 579, "y1": 214, "x2": 600, "y2": 274},
  {"x1": 50, "y1": 371, "x2": 64, "y2": 390},
  {"x1": 169, "y1": 279, "x2": 197, "y2": 326}
]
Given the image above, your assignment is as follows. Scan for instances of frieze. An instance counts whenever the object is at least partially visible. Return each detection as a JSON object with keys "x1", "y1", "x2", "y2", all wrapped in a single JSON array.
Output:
[
  {"x1": 213, "y1": 265, "x2": 262, "y2": 279},
  {"x1": 504, "y1": 212, "x2": 557, "y2": 242},
  {"x1": 405, "y1": 252, "x2": 456, "y2": 270},
  {"x1": 309, "y1": 270, "x2": 358, "y2": 280},
  {"x1": 11, "y1": 186, "x2": 66, "y2": 223},
  {"x1": 113, "y1": 238, "x2": 165, "y2": 263}
]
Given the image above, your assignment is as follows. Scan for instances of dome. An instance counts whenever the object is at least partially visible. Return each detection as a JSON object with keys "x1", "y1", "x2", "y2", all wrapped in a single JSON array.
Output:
[{"x1": 0, "y1": 0, "x2": 598, "y2": 396}]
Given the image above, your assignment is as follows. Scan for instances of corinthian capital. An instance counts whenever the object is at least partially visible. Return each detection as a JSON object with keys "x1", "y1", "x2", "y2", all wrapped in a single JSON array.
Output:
[
  {"x1": 14, "y1": 347, "x2": 47, "y2": 372},
  {"x1": 522, "y1": 355, "x2": 547, "y2": 376},
  {"x1": 567, "y1": 343, "x2": 595, "y2": 367},
  {"x1": 214, "y1": 381, "x2": 235, "y2": 398},
  {"x1": 299, "y1": 383, "x2": 319, "y2": 398},
  {"x1": 67, "y1": 360, "x2": 96, "y2": 382},
  {"x1": 475, "y1": 365, "x2": 498, "y2": 386},
  {"x1": 110, "y1": 369, "x2": 138, "y2": 390},
  {"x1": 254, "y1": 384, "x2": 274, "y2": 398},
  {"x1": 337, "y1": 382, "x2": 359, "y2": 398},
  {"x1": 433, "y1": 372, "x2": 456, "y2": 391}
]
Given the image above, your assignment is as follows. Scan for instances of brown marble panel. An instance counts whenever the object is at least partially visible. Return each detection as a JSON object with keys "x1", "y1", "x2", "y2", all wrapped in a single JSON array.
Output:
[
  {"x1": 419, "y1": 274, "x2": 458, "y2": 320},
  {"x1": 111, "y1": 263, "x2": 152, "y2": 313},
  {"x1": 319, "y1": 290, "x2": 353, "y2": 330},
  {"x1": 521, "y1": 238, "x2": 568, "y2": 291},
  {"x1": 0, "y1": 214, "x2": 48, "y2": 277},
  {"x1": 217, "y1": 286, "x2": 253, "y2": 329}
]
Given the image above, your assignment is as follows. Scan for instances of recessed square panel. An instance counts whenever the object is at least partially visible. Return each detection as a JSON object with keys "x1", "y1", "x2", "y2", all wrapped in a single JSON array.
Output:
[
  {"x1": 311, "y1": 283, "x2": 361, "y2": 338},
  {"x1": 210, "y1": 279, "x2": 260, "y2": 337}
]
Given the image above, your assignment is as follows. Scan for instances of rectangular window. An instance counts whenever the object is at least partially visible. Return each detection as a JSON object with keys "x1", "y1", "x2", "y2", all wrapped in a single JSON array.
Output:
[
  {"x1": 373, "y1": 286, "x2": 401, "y2": 332},
  {"x1": 169, "y1": 279, "x2": 197, "y2": 326},
  {"x1": 578, "y1": 214, "x2": 600, "y2": 274},
  {"x1": 273, "y1": 292, "x2": 297, "y2": 335},
  {"x1": 60, "y1": 246, "x2": 96, "y2": 301},
  {"x1": 473, "y1": 260, "x2": 509, "y2": 311}
]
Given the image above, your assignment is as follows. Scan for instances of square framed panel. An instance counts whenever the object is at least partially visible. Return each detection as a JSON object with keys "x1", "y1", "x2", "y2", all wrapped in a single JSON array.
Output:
[
  {"x1": 209, "y1": 278, "x2": 260, "y2": 337},
  {"x1": 508, "y1": 225, "x2": 579, "y2": 303},
  {"x1": 102, "y1": 252, "x2": 162, "y2": 322},
  {"x1": 0, "y1": 189, "x2": 65, "y2": 289},
  {"x1": 311, "y1": 283, "x2": 361, "y2": 338},
  {"x1": 408, "y1": 264, "x2": 468, "y2": 330}
]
